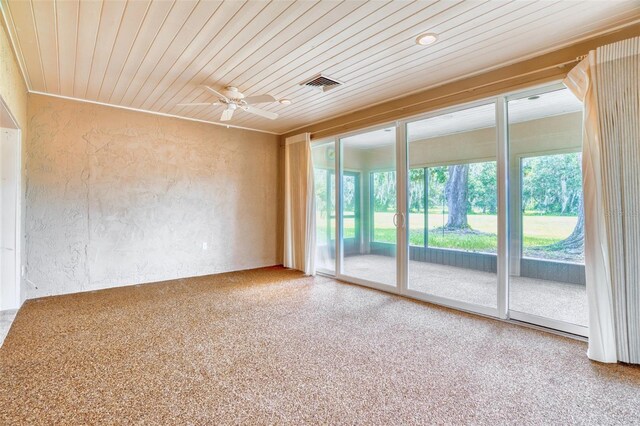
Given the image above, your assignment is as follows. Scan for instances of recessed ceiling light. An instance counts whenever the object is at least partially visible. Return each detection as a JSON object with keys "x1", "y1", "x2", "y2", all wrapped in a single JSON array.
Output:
[
  {"x1": 416, "y1": 32, "x2": 438, "y2": 46},
  {"x1": 279, "y1": 99, "x2": 292, "y2": 105}
]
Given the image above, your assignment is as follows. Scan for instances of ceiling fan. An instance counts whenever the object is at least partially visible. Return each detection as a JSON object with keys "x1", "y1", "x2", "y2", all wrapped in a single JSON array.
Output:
[{"x1": 177, "y1": 86, "x2": 281, "y2": 122}]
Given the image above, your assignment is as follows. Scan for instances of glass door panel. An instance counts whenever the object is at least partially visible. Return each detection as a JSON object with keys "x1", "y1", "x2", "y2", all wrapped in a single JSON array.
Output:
[
  {"x1": 340, "y1": 127, "x2": 397, "y2": 288},
  {"x1": 311, "y1": 141, "x2": 336, "y2": 274},
  {"x1": 342, "y1": 172, "x2": 361, "y2": 254},
  {"x1": 507, "y1": 87, "x2": 587, "y2": 333},
  {"x1": 406, "y1": 103, "x2": 498, "y2": 309}
]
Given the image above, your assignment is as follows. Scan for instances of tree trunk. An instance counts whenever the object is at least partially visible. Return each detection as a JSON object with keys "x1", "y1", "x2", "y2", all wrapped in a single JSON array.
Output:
[
  {"x1": 565, "y1": 204, "x2": 584, "y2": 243},
  {"x1": 549, "y1": 194, "x2": 584, "y2": 253},
  {"x1": 445, "y1": 164, "x2": 469, "y2": 229}
]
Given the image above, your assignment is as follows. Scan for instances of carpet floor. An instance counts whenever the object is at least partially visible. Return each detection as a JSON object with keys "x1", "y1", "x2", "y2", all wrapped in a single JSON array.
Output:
[{"x1": 1, "y1": 266, "x2": 639, "y2": 424}]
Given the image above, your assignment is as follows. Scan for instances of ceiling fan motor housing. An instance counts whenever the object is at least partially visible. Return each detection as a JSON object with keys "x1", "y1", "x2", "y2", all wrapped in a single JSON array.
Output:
[{"x1": 224, "y1": 86, "x2": 244, "y2": 99}]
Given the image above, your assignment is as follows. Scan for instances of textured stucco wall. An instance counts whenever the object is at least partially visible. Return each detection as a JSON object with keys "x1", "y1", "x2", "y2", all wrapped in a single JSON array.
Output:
[{"x1": 26, "y1": 94, "x2": 279, "y2": 298}]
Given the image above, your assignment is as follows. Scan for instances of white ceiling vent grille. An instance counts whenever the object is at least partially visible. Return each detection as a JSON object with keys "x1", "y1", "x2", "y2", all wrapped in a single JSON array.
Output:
[{"x1": 299, "y1": 74, "x2": 342, "y2": 92}]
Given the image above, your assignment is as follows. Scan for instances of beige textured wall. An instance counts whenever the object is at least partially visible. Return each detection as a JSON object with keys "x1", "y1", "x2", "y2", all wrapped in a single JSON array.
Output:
[{"x1": 26, "y1": 94, "x2": 279, "y2": 297}]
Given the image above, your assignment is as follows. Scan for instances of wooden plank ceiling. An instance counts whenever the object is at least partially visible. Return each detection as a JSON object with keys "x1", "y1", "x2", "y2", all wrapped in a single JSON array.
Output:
[{"x1": 2, "y1": 0, "x2": 640, "y2": 134}]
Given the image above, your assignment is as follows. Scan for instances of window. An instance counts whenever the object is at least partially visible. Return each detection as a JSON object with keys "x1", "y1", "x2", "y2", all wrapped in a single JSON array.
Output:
[
  {"x1": 342, "y1": 172, "x2": 360, "y2": 241},
  {"x1": 340, "y1": 126, "x2": 396, "y2": 287},
  {"x1": 406, "y1": 102, "x2": 498, "y2": 308},
  {"x1": 520, "y1": 152, "x2": 583, "y2": 264},
  {"x1": 370, "y1": 170, "x2": 396, "y2": 244},
  {"x1": 406, "y1": 162, "x2": 497, "y2": 253},
  {"x1": 408, "y1": 168, "x2": 426, "y2": 247},
  {"x1": 508, "y1": 87, "x2": 586, "y2": 329},
  {"x1": 312, "y1": 142, "x2": 336, "y2": 273}
]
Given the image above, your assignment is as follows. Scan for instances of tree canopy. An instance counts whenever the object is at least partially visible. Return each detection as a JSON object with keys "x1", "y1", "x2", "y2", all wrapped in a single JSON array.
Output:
[{"x1": 522, "y1": 153, "x2": 582, "y2": 216}]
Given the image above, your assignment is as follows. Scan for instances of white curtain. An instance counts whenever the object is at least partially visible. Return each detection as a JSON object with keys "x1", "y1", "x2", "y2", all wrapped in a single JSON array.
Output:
[
  {"x1": 283, "y1": 133, "x2": 316, "y2": 275},
  {"x1": 564, "y1": 36, "x2": 639, "y2": 364}
]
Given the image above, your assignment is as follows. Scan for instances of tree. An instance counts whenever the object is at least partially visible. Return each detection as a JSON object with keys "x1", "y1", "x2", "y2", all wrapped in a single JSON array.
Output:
[
  {"x1": 428, "y1": 167, "x2": 447, "y2": 209},
  {"x1": 373, "y1": 171, "x2": 396, "y2": 212},
  {"x1": 445, "y1": 164, "x2": 470, "y2": 229},
  {"x1": 468, "y1": 162, "x2": 497, "y2": 214},
  {"x1": 546, "y1": 194, "x2": 584, "y2": 255},
  {"x1": 343, "y1": 174, "x2": 356, "y2": 213},
  {"x1": 522, "y1": 153, "x2": 582, "y2": 216},
  {"x1": 314, "y1": 169, "x2": 328, "y2": 214},
  {"x1": 408, "y1": 168, "x2": 425, "y2": 213}
]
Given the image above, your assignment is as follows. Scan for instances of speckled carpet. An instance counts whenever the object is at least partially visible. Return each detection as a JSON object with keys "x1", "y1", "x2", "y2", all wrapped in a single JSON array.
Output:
[{"x1": 1, "y1": 266, "x2": 639, "y2": 424}]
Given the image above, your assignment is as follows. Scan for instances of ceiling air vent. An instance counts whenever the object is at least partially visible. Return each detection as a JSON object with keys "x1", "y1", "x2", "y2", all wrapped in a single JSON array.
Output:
[{"x1": 299, "y1": 74, "x2": 342, "y2": 92}]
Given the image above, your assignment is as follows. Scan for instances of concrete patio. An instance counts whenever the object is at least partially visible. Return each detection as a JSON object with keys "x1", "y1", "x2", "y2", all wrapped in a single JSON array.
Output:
[{"x1": 343, "y1": 254, "x2": 587, "y2": 327}]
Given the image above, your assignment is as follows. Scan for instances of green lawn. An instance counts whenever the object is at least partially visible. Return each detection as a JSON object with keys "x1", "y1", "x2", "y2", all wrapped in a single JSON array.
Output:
[{"x1": 317, "y1": 211, "x2": 578, "y2": 253}]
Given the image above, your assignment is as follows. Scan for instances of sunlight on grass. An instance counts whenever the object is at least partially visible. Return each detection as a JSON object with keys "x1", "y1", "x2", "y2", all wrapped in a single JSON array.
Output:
[
  {"x1": 378, "y1": 211, "x2": 576, "y2": 252},
  {"x1": 318, "y1": 212, "x2": 578, "y2": 253}
]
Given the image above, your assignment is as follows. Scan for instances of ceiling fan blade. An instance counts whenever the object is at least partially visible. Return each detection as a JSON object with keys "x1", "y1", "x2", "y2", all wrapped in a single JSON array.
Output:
[
  {"x1": 243, "y1": 94, "x2": 276, "y2": 104},
  {"x1": 244, "y1": 106, "x2": 278, "y2": 120},
  {"x1": 176, "y1": 102, "x2": 217, "y2": 107},
  {"x1": 220, "y1": 108, "x2": 234, "y2": 122},
  {"x1": 201, "y1": 85, "x2": 228, "y2": 101}
]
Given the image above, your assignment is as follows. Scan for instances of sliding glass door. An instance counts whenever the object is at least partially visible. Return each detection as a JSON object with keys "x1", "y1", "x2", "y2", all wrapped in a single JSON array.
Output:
[
  {"x1": 339, "y1": 126, "x2": 398, "y2": 289},
  {"x1": 404, "y1": 103, "x2": 498, "y2": 314},
  {"x1": 311, "y1": 83, "x2": 587, "y2": 337},
  {"x1": 506, "y1": 86, "x2": 587, "y2": 335}
]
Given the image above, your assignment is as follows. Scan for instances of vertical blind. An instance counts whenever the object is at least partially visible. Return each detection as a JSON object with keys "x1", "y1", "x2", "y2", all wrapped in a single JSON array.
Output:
[{"x1": 597, "y1": 37, "x2": 640, "y2": 364}]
